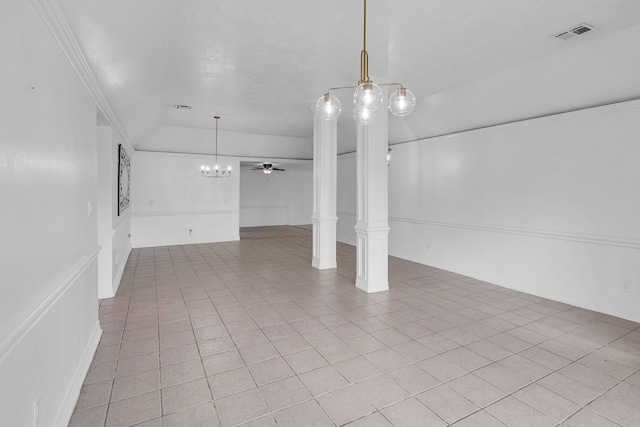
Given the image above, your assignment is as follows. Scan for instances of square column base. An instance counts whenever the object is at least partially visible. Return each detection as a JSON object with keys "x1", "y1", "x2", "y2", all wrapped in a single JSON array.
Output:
[
  {"x1": 354, "y1": 225, "x2": 390, "y2": 293},
  {"x1": 312, "y1": 217, "x2": 338, "y2": 270}
]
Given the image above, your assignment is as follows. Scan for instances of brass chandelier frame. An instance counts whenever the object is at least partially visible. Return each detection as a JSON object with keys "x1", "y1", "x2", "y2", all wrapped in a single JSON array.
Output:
[{"x1": 317, "y1": 0, "x2": 415, "y2": 123}]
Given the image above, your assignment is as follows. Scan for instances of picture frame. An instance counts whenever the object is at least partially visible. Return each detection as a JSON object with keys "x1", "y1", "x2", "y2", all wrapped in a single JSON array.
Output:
[{"x1": 117, "y1": 144, "x2": 131, "y2": 216}]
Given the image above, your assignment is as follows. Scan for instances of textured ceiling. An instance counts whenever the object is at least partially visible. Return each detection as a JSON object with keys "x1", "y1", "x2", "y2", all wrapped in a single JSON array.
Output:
[{"x1": 57, "y1": 0, "x2": 640, "y2": 151}]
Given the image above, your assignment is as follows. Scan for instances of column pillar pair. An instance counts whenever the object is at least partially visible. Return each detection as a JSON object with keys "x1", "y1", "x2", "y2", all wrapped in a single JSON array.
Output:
[{"x1": 312, "y1": 95, "x2": 389, "y2": 293}]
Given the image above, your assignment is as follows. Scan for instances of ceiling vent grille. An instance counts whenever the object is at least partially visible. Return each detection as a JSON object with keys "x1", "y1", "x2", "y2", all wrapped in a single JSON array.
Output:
[
  {"x1": 174, "y1": 104, "x2": 192, "y2": 110},
  {"x1": 554, "y1": 23, "x2": 596, "y2": 40}
]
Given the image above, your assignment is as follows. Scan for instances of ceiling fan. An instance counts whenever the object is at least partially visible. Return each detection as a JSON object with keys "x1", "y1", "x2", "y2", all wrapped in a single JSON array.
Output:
[{"x1": 252, "y1": 162, "x2": 285, "y2": 175}]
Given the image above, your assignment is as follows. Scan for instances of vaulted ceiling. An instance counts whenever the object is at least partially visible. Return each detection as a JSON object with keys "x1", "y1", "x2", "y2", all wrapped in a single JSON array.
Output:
[{"x1": 57, "y1": 0, "x2": 640, "y2": 154}]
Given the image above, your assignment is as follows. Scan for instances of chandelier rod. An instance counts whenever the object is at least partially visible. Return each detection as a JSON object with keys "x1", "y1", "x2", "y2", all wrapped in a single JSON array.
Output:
[
  {"x1": 315, "y1": 0, "x2": 416, "y2": 122},
  {"x1": 214, "y1": 115, "x2": 220, "y2": 166},
  {"x1": 359, "y1": 0, "x2": 370, "y2": 84}
]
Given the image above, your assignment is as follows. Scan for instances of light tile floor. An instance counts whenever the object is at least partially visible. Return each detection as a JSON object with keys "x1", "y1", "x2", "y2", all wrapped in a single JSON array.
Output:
[{"x1": 69, "y1": 226, "x2": 640, "y2": 427}]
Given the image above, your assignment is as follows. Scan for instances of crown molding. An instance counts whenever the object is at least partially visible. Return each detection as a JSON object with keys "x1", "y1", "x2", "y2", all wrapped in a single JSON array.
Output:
[
  {"x1": 30, "y1": 0, "x2": 135, "y2": 154},
  {"x1": 399, "y1": 97, "x2": 640, "y2": 149}
]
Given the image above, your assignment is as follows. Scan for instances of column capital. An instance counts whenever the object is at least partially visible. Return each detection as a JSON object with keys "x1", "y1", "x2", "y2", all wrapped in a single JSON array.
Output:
[
  {"x1": 354, "y1": 224, "x2": 390, "y2": 235},
  {"x1": 312, "y1": 216, "x2": 339, "y2": 224}
]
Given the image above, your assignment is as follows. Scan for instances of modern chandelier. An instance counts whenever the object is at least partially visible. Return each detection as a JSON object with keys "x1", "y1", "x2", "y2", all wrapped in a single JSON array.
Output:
[
  {"x1": 200, "y1": 115, "x2": 232, "y2": 178},
  {"x1": 315, "y1": 0, "x2": 416, "y2": 124}
]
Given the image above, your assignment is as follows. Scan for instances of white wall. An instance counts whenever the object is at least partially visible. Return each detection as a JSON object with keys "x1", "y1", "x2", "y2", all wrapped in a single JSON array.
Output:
[
  {"x1": 336, "y1": 153, "x2": 357, "y2": 245},
  {"x1": 240, "y1": 165, "x2": 313, "y2": 227},
  {"x1": 131, "y1": 151, "x2": 240, "y2": 247},
  {"x1": 338, "y1": 100, "x2": 640, "y2": 322},
  {"x1": 97, "y1": 126, "x2": 132, "y2": 298},
  {"x1": 286, "y1": 168, "x2": 314, "y2": 225},
  {"x1": 0, "y1": 1, "x2": 102, "y2": 425}
]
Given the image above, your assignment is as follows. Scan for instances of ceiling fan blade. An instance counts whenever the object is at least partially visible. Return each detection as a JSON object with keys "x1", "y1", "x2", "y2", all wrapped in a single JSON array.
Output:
[{"x1": 273, "y1": 168, "x2": 285, "y2": 171}]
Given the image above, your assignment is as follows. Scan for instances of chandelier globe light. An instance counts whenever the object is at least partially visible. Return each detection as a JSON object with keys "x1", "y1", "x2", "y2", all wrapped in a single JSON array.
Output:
[
  {"x1": 353, "y1": 106, "x2": 376, "y2": 125},
  {"x1": 388, "y1": 87, "x2": 416, "y2": 117},
  {"x1": 315, "y1": 0, "x2": 416, "y2": 124},
  {"x1": 200, "y1": 115, "x2": 232, "y2": 178},
  {"x1": 315, "y1": 93, "x2": 342, "y2": 120}
]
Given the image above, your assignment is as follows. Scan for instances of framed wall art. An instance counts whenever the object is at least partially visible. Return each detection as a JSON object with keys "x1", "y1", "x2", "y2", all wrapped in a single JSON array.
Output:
[{"x1": 118, "y1": 144, "x2": 131, "y2": 216}]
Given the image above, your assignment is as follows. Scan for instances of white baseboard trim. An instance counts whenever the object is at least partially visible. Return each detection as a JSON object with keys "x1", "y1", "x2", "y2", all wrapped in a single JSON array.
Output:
[
  {"x1": 131, "y1": 235, "x2": 241, "y2": 249},
  {"x1": 54, "y1": 323, "x2": 102, "y2": 427},
  {"x1": 0, "y1": 247, "x2": 101, "y2": 364}
]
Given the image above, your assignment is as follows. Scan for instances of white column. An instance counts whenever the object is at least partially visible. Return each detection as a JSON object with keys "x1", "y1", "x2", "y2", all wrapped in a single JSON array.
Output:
[
  {"x1": 311, "y1": 113, "x2": 338, "y2": 270},
  {"x1": 355, "y1": 94, "x2": 390, "y2": 293}
]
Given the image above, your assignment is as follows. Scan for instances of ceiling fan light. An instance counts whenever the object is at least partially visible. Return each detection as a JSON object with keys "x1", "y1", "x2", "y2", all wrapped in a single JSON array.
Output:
[
  {"x1": 263, "y1": 169, "x2": 272, "y2": 175},
  {"x1": 353, "y1": 82, "x2": 382, "y2": 109},
  {"x1": 353, "y1": 105, "x2": 376, "y2": 125},
  {"x1": 388, "y1": 87, "x2": 416, "y2": 117},
  {"x1": 316, "y1": 93, "x2": 342, "y2": 120}
]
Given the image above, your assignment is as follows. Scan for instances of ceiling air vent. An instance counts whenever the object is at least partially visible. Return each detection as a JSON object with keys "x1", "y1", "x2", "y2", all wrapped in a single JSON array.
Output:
[
  {"x1": 554, "y1": 23, "x2": 596, "y2": 40},
  {"x1": 174, "y1": 104, "x2": 192, "y2": 110}
]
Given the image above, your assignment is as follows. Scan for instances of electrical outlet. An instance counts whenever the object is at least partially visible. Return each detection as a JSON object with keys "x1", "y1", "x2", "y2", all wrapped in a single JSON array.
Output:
[{"x1": 621, "y1": 279, "x2": 633, "y2": 293}]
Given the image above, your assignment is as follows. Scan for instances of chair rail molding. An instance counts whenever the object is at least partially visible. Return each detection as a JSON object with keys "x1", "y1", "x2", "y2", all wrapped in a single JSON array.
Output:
[
  {"x1": 0, "y1": 247, "x2": 101, "y2": 364},
  {"x1": 132, "y1": 209, "x2": 240, "y2": 217},
  {"x1": 389, "y1": 216, "x2": 640, "y2": 250}
]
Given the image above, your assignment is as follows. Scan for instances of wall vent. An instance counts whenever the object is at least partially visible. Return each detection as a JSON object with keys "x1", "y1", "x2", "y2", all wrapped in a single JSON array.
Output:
[
  {"x1": 554, "y1": 23, "x2": 596, "y2": 40},
  {"x1": 174, "y1": 104, "x2": 192, "y2": 110}
]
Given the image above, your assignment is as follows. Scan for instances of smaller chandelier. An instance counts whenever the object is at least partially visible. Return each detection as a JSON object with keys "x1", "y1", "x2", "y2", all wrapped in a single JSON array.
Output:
[
  {"x1": 200, "y1": 115, "x2": 232, "y2": 178},
  {"x1": 316, "y1": 0, "x2": 416, "y2": 125}
]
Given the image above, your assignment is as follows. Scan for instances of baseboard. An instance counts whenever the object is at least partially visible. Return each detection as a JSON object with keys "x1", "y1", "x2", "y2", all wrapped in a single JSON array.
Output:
[
  {"x1": 54, "y1": 322, "x2": 102, "y2": 427},
  {"x1": 131, "y1": 235, "x2": 240, "y2": 248}
]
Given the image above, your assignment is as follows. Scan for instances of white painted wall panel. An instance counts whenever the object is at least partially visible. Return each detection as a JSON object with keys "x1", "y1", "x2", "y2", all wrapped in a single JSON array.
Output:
[
  {"x1": 336, "y1": 154, "x2": 357, "y2": 245},
  {"x1": 0, "y1": 0, "x2": 101, "y2": 425},
  {"x1": 239, "y1": 166, "x2": 313, "y2": 227},
  {"x1": 131, "y1": 151, "x2": 240, "y2": 247},
  {"x1": 240, "y1": 169, "x2": 289, "y2": 227},
  {"x1": 286, "y1": 170, "x2": 313, "y2": 225},
  {"x1": 382, "y1": 101, "x2": 640, "y2": 322}
]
